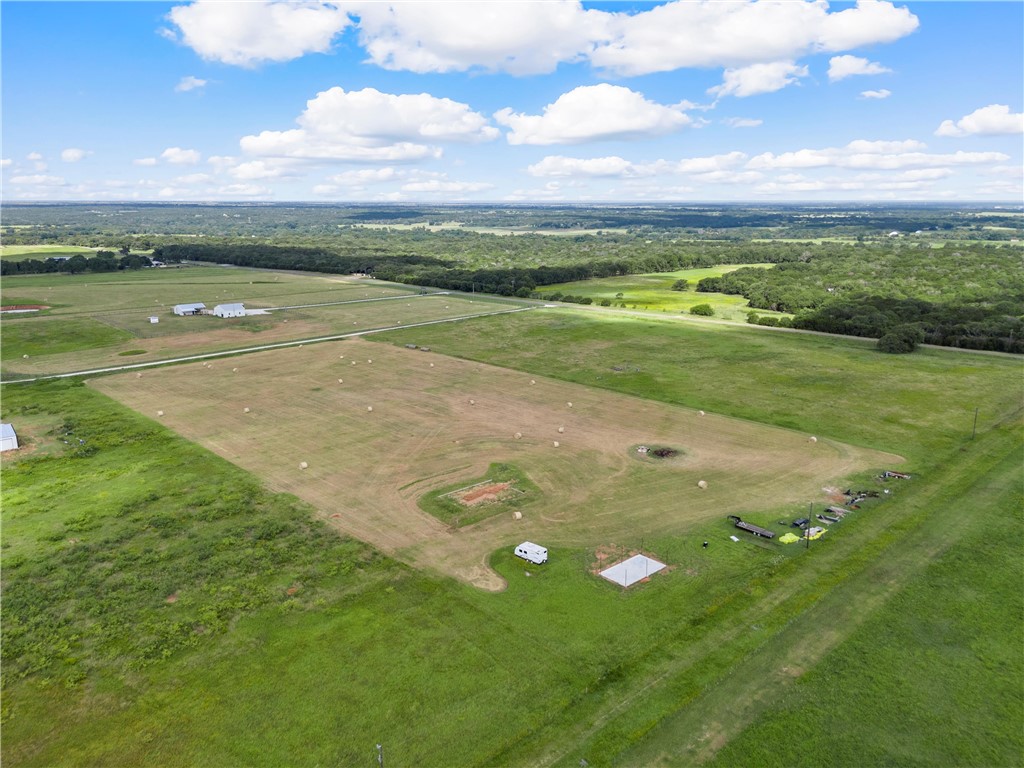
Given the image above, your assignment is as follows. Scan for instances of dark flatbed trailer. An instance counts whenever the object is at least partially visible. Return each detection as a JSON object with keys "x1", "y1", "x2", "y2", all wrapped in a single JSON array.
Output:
[{"x1": 734, "y1": 520, "x2": 775, "y2": 539}]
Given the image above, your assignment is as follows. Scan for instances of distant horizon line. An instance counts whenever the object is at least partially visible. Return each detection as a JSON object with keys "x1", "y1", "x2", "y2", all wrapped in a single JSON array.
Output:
[{"x1": 3, "y1": 199, "x2": 1022, "y2": 208}]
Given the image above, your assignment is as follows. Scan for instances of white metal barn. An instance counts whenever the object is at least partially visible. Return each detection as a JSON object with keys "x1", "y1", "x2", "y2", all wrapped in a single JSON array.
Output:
[
  {"x1": 1, "y1": 423, "x2": 19, "y2": 452},
  {"x1": 213, "y1": 303, "x2": 246, "y2": 318},
  {"x1": 173, "y1": 302, "x2": 206, "y2": 316}
]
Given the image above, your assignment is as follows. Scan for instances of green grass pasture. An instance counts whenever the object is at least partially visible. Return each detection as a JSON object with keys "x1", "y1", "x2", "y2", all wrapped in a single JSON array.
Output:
[
  {"x1": 3, "y1": 308, "x2": 1021, "y2": 767},
  {"x1": 0, "y1": 245, "x2": 98, "y2": 261},
  {"x1": 540, "y1": 265, "x2": 786, "y2": 322},
  {"x1": 0, "y1": 266, "x2": 519, "y2": 376}
]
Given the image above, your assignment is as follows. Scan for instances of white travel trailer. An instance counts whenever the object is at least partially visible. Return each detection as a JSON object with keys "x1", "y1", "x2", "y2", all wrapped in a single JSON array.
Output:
[{"x1": 514, "y1": 541, "x2": 548, "y2": 565}]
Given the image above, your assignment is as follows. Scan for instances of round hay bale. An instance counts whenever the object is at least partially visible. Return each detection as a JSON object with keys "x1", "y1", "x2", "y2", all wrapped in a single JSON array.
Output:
[
  {"x1": 430, "y1": 363, "x2": 435, "y2": 367},
  {"x1": 339, "y1": 355, "x2": 345, "y2": 359},
  {"x1": 469, "y1": 399, "x2": 475, "y2": 405},
  {"x1": 22, "y1": 355, "x2": 28, "y2": 359},
  {"x1": 299, "y1": 461, "x2": 308, "y2": 470},
  {"x1": 136, "y1": 372, "x2": 143, "y2": 378},
  {"x1": 530, "y1": 380, "x2": 536, "y2": 385},
  {"x1": 567, "y1": 402, "x2": 573, "y2": 408},
  {"x1": 809, "y1": 436, "x2": 818, "y2": 443},
  {"x1": 233, "y1": 367, "x2": 238, "y2": 372},
  {"x1": 367, "y1": 406, "x2": 374, "y2": 412},
  {"x1": 351, "y1": 361, "x2": 357, "y2": 365},
  {"x1": 243, "y1": 407, "x2": 251, "y2": 414},
  {"x1": 699, "y1": 410, "x2": 705, "y2": 417},
  {"x1": 367, "y1": 359, "x2": 372, "y2": 364},
  {"x1": 338, "y1": 378, "x2": 344, "y2": 383},
  {"x1": 557, "y1": 426, "x2": 565, "y2": 434},
  {"x1": 514, "y1": 432, "x2": 522, "y2": 439},
  {"x1": 697, "y1": 480, "x2": 708, "y2": 489},
  {"x1": 157, "y1": 410, "x2": 164, "y2": 417},
  {"x1": 513, "y1": 511, "x2": 522, "y2": 520},
  {"x1": 553, "y1": 441, "x2": 560, "y2": 447}
]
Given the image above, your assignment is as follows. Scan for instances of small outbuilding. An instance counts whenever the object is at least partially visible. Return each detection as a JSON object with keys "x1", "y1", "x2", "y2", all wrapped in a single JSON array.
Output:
[
  {"x1": 173, "y1": 302, "x2": 206, "y2": 316},
  {"x1": 1, "y1": 423, "x2": 19, "y2": 452},
  {"x1": 213, "y1": 303, "x2": 246, "y2": 318}
]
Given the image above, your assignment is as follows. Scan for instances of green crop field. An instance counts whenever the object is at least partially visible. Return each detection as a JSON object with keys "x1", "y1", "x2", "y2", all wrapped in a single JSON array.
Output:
[
  {"x1": 2, "y1": 305, "x2": 1021, "y2": 767},
  {"x1": 540, "y1": 265, "x2": 788, "y2": 322}
]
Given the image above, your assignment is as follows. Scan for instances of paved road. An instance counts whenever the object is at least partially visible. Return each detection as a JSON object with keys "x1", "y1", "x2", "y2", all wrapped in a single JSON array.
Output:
[{"x1": 1, "y1": 306, "x2": 535, "y2": 384}]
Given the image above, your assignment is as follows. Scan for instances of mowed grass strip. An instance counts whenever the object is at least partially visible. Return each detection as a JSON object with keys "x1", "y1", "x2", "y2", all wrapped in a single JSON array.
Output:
[{"x1": 92, "y1": 338, "x2": 896, "y2": 589}]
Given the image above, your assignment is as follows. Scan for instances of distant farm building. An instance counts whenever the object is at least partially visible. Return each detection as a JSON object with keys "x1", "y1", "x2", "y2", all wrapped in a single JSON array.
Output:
[
  {"x1": 1, "y1": 423, "x2": 19, "y2": 452},
  {"x1": 213, "y1": 303, "x2": 245, "y2": 318},
  {"x1": 149, "y1": 316, "x2": 159, "y2": 324},
  {"x1": 173, "y1": 302, "x2": 206, "y2": 316}
]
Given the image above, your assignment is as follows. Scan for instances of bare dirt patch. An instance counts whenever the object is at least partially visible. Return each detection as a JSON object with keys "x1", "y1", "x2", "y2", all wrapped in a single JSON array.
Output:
[{"x1": 454, "y1": 481, "x2": 515, "y2": 506}]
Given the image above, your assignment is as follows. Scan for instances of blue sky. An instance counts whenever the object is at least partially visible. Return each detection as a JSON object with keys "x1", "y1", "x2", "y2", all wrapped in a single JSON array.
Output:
[{"x1": 2, "y1": 1, "x2": 1021, "y2": 202}]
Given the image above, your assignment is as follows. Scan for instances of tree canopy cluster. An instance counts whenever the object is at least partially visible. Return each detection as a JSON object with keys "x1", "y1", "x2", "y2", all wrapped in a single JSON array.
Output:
[{"x1": 0, "y1": 252, "x2": 151, "y2": 276}]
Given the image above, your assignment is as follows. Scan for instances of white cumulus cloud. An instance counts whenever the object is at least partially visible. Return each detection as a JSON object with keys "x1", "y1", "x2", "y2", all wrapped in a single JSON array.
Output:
[
  {"x1": 133, "y1": 157, "x2": 159, "y2": 166},
  {"x1": 240, "y1": 86, "x2": 497, "y2": 162},
  {"x1": 165, "y1": 1, "x2": 919, "y2": 78},
  {"x1": 400, "y1": 179, "x2": 494, "y2": 193},
  {"x1": 60, "y1": 148, "x2": 89, "y2": 162},
  {"x1": 496, "y1": 85, "x2": 691, "y2": 145},
  {"x1": 935, "y1": 104, "x2": 1024, "y2": 137},
  {"x1": 708, "y1": 61, "x2": 808, "y2": 99},
  {"x1": 350, "y1": 1, "x2": 607, "y2": 75},
  {"x1": 724, "y1": 117, "x2": 763, "y2": 128},
  {"x1": 0, "y1": 158, "x2": 11, "y2": 168},
  {"x1": 167, "y1": 0, "x2": 352, "y2": 67},
  {"x1": 827, "y1": 55, "x2": 891, "y2": 81},
  {"x1": 9, "y1": 174, "x2": 66, "y2": 186},
  {"x1": 747, "y1": 139, "x2": 1008, "y2": 170},
  {"x1": 161, "y1": 147, "x2": 202, "y2": 165},
  {"x1": 591, "y1": 0, "x2": 918, "y2": 76},
  {"x1": 175, "y1": 75, "x2": 208, "y2": 92},
  {"x1": 528, "y1": 156, "x2": 647, "y2": 178},
  {"x1": 860, "y1": 89, "x2": 892, "y2": 100}
]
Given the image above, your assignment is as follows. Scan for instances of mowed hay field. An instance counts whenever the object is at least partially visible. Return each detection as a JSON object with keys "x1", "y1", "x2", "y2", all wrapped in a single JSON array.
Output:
[{"x1": 93, "y1": 338, "x2": 898, "y2": 589}]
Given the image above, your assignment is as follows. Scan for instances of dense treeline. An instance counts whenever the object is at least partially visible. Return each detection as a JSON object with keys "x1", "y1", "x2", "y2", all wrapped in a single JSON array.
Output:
[
  {"x1": 155, "y1": 242, "x2": 803, "y2": 296},
  {"x1": 793, "y1": 296, "x2": 1024, "y2": 353},
  {"x1": 697, "y1": 244, "x2": 1022, "y2": 312},
  {"x1": 694, "y1": 243, "x2": 1023, "y2": 351},
  {"x1": 152, "y1": 243, "x2": 448, "y2": 274},
  {"x1": 0, "y1": 252, "x2": 151, "y2": 276}
]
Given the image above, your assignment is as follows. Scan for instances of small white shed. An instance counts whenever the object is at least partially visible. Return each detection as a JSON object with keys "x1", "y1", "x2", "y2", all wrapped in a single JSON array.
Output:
[
  {"x1": 149, "y1": 316, "x2": 159, "y2": 324},
  {"x1": 213, "y1": 303, "x2": 245, "y2": 318},
  {"x1": 173, "y1": 302, "x2": 206, "y2": 316},
  {"x1": 1, "y1": 423, "x2": 19, "y2": 452}
]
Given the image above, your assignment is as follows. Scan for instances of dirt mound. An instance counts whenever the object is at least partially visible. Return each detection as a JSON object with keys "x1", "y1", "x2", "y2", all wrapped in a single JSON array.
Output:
[{"x1": 458, "y1": 481, "x2": 514, "y2": 506}]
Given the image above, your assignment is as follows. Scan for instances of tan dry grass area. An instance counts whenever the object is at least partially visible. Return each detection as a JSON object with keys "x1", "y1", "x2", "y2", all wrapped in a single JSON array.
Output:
[{"x1": 91, "y1": 339, "x2": 899, "y2": 590}]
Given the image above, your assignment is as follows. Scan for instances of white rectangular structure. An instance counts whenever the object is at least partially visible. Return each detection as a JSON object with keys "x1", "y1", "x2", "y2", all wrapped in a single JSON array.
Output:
[
  {"x1": 600, "y1": 554, "x2": 665, "y2": 587},
  {"x1": 213, "y1": 303, "x2": 245, "y2": 318},
  {"x1": 173, "y1": 302, "x2": 205, "y2": 316},
  {"x1": 0, "y1": 423, "x2": 19, "y2": 452},
  {"x1": 514, "y1": 541, "x2": 548, "y2": 564}
]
